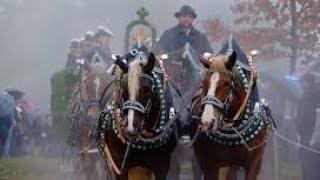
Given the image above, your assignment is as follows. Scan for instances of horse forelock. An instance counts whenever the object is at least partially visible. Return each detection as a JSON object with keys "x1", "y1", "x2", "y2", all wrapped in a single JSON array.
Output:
[
  {"x1": 202, "y1": 55, "x2": 227, "y2": 91},
  {"x1": 128, "y1": 58, "x2": 142, "y2": 100},
  {"x1": 209, "y1": 55, "x2": 227, "y2": 72}
]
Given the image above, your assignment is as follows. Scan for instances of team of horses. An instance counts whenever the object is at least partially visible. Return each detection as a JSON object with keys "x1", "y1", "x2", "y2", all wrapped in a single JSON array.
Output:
[{"x1": 66, "y1": 42, "x2": 271, "y2": 180}]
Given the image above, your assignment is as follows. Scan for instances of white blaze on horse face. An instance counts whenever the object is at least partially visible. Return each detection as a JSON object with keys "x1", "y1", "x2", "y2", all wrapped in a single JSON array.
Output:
[
  {"x1": 127, "y1": 84, "x2": 136, "y2": 133},
  {"x1": 126, "y1": 60, "x2": 141, "y2": 133},
  {"x1": 94, "y1": 77, "x2": 100, "y2": 99},
  {"x1": 127, "y1": 106, "x2": 135, "y2": 133},
  {"x1": 201, "y1": 72, "x2": 220, "y2": 127}
]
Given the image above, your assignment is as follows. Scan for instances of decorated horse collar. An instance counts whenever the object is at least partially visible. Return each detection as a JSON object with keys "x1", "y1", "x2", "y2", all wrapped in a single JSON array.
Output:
[{"x1": 207, "y1": 65, "x2": 270, "y2": 146}]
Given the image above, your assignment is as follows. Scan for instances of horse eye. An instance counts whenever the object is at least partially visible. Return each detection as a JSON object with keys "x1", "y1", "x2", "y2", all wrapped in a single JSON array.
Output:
[{"x1": 142, "y1": 87, "x2": 151, "y2": 93}]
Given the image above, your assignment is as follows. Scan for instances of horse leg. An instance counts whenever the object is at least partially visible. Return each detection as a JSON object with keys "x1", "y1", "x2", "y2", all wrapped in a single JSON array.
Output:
[
  {"x1": 244, "y1": 157, "x2": 263, "y2": 180},
  {"x1": 154, "y1": 165, "x2": 169, "y2": 180},
  {"x1": 223, "y1": 166, "x2": 239, "y2": 180},
  {"x1": 203, "y1": 167, "x2": 219, "y2": 180}
]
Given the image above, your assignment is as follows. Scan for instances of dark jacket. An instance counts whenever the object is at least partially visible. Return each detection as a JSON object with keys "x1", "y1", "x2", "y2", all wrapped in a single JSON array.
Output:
[
  {"x1": 157, "y1": 25, "x2": 213, "y2": 55},
  {"x1": 297, "y1": 87, "x2": 320, "y2": 144}
]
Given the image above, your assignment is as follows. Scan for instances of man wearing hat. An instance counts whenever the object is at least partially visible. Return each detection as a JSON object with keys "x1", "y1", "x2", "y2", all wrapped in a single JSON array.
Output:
[
  {"x1": 83, "y1": 27, "x2": 114, "y2": 67},
  {"x1": 66, "y1": 39, "x2": 83, "y2": 72},
  {"x1": 297, "y1": 72, "x2": 320, "y2": 180},
  {"x1": 158, "y1": 5, "x2": 213, "y2": 55},
  {"x1": 96, "y1": 26, "x2": 113, "y2": 53},
  {"x1": 83, "y1": 31, "x2": 100, "y2": 54}
]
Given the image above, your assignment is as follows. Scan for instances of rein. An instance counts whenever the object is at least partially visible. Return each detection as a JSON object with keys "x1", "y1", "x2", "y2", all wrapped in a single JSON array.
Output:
[{"x1": 232, "y1": 56, "x2": 256, "y2": 122}]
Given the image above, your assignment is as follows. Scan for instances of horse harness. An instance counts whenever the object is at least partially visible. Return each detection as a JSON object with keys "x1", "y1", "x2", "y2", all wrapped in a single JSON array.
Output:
[
  {"x1": 97, "y1": 70, "x2": 177, "y2": 175},
  {"x1": 189, "y1": 63, "x2": 273, "y2": 147}
]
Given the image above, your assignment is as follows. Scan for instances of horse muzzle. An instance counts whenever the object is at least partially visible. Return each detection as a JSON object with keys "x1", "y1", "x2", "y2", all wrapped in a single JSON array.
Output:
[{"x1": 200, "y1": 119, "x2": 218, "y2": 133}]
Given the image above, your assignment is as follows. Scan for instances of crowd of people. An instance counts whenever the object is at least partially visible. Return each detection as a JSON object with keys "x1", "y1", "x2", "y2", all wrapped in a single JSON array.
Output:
[
  {"x1": 0, "y1": 88, "x2": 54, "y2": 157},
  {"x1": 65, "y1": 26, "x2": 113, "y2": 73}
]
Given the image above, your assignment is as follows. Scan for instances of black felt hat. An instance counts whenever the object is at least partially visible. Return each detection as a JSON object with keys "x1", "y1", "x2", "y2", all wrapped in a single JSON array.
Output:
[{"x1": 174, "y1": 5, "x2": 197, "y2": 19}]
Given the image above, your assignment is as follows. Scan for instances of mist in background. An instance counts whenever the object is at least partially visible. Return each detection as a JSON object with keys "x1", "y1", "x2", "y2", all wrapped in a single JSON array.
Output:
[{"x1": 0, "y1": 0, "x2": 233, "y2": 111}]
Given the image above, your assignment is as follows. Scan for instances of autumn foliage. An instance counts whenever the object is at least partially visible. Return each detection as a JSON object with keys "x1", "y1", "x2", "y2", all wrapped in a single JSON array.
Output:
[{"x1": 203, "y1": 0, "x2": 320, "y2": 73}]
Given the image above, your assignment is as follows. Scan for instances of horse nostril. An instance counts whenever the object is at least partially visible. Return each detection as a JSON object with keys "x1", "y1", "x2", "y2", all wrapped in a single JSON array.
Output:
[
  {"x1": 202, "y1": 120, "x2": 212, "y2": 126},
  {"x1": 126, "y1": 128, "x2": 137, "y2": 136}
]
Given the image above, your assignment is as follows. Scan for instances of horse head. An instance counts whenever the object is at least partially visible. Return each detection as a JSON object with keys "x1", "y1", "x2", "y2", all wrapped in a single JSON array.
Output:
[
  {"x1": 114, "y1": 52, "x2": 161, "y2": 136},
  {"x1": 197, "y1": 51, "x2": 245, "y2": 133},
  {"x1": 78, "y1": 62, "x2": 108, "y2": 124}
]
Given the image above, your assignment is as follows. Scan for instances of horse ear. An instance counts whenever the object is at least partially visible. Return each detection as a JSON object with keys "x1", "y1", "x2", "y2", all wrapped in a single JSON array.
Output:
[
  {"x1": 114, "y1": 55, "x2": 129, "y2": 73},
  {"x1": 225, "y1": 51, "x2": 237, "y2": 70},
  {"x1": 200, "y1": 52, "x2": 213, "y2": 69},
  {"x1": 144, "y1": 53, "x2": 156, "y2": 72}
]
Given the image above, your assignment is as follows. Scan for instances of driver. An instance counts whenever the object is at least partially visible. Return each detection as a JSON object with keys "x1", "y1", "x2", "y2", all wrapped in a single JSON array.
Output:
[{"x1": 157, "y1": 5, "x2": 213, "y2": 55}]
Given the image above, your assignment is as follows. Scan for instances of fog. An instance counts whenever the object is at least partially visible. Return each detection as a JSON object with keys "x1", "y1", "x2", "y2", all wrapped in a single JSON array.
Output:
[
  {"x1": 0, "y1": 0, "x2": 232, "y2": 110},
  {"x1": 2, "y1": 1, "x2": 320, "y2": 180}
]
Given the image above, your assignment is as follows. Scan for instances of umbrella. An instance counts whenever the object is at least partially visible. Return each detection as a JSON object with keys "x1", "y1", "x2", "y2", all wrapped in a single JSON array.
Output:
[{"x1": 4, "y1": 88, "x2": 25, "y2": 100}]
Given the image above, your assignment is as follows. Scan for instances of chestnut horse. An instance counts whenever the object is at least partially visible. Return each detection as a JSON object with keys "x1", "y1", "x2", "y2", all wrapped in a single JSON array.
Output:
[
  {"x1": 97, "y1": 52, "x2": 177, "y2": 180},
  {"x1": 66, "y1": 62, "x2": 112, "y2": 180},
  {"x1": 188, "y1": 51, "x2": 269, "y2": 180}
]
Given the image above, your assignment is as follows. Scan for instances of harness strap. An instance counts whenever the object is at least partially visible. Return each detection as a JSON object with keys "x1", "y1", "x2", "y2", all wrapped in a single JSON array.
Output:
[
  {"x1": 103, "y1": 141, "x2": 121, "y2": 175},
  {"x1": 201, "y1": 95, "x2": 225, "y2": 109},
  {"x1": 232, "y1": 70, "x2": 256, "y2": 122},
  {"x1": 99, "y1": 78, "x2": 115, "y2": 109},
  {"x1": 122, "y1": 100, "x2": 150, "y2": 114}
]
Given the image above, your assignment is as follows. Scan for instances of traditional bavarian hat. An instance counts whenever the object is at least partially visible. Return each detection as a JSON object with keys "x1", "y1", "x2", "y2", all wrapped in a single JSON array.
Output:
[
  {"x1": 70, "y1": 39, "x2": 81, "y2": 48},
  {"x1": 97, "y1": 26, "x2": 114, "y2": 37},
  {"x1": 4, "y1": 88, "x2": 25, "y2": 100},
  {"x1": 84, "y1": 31, "x2": 95, "y2": 41},
  {"x1": 174, "y1": 5, "x2": 197, "y2": 19}
]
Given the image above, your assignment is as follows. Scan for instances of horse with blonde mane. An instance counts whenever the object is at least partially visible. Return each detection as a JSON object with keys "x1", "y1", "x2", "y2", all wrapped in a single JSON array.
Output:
[{"x1": 97, "y1": 51, "x2": 177, "y2": 180}]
